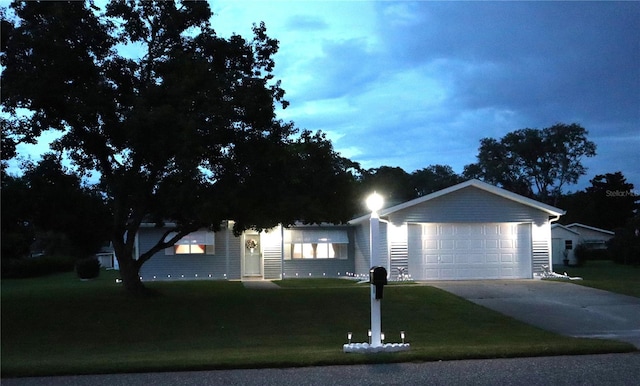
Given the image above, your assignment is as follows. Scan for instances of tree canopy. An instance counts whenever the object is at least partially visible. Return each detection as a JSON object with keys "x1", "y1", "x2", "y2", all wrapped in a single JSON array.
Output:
[
  {"x1": 1, "y1": 154, "x2": 110, "y2": 260},
  {"x1": 1, "y1": 1, "x2": 357, "y2": 293},
  {"x1": 463, "y1": 123, "x2": 596, "y2": 204},
  {"x1": 558, "y1": 171, "x2": 638, "y2": 231}
]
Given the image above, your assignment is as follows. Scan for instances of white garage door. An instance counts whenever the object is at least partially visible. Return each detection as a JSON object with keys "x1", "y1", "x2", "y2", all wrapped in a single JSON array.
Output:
[{"x1": 409, "y1": 223, "x2": 531, "y2": 280}]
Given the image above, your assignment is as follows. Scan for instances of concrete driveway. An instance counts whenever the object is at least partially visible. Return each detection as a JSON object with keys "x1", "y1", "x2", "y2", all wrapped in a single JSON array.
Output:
[{"x1": 431, "y1": 280, "x2": 640, "y2": 349}]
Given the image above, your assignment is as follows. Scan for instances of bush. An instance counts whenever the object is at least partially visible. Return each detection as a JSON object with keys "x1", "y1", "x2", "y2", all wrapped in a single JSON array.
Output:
[
  {"x1": 75, "y1": 257, "x2": 101, "y2": 279},
  {"x1": 608, "y1": 228, "x2": 640, "y2": 265},
  {"x1": 573, "y1": 244, "x2": 588, "y2": 266},
  {"x1": 574, "y1": 244, "x2": 611, "y2": 266},
  {"x1": 1, "y1": 255, "x2": 75, "y2": 279}
]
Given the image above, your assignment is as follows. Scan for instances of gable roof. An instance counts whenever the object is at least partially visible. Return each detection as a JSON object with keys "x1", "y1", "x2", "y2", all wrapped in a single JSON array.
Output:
[
  {"x1": 565, "y1": 223, "x2": 615, "y2": 235},
  {"x1": 551, "y1": 223, "x2": 581, "y2": 236},
  {"x1": 350, "y1": 179, "x2": 565, "y2": 224}
]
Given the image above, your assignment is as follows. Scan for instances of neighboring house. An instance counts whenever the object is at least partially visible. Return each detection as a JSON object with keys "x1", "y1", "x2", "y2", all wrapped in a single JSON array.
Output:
[
  {"x1": 95, "y1": 242, "x2": 118, "y2": 269},
  {"x1": 564, "y1": 223, "x2": 615, "y2": 249},
  {"x1": 134, "y1": 179, "x2": 565, "y2": 281},
  {"x1": 551, "y1": 224, "x2": 580, "y2": 265}
]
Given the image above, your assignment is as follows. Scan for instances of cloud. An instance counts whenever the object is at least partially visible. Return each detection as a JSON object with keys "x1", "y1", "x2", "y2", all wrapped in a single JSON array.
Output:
[{"x1": 284, "y1": 14, "x2": 328, "y2": 31}]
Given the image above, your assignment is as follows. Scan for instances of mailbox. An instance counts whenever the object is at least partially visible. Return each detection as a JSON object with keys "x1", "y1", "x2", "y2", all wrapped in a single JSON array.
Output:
[{"x1": 369, "y1": 266, "x2": 388, "y2": 299}]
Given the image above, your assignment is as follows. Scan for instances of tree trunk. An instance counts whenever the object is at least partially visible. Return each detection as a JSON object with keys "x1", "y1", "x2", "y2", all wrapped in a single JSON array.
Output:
[
  {"x1": 115, "y1": 251, "x2": 150, "y2": 296},
  {"x1": 120, "y1": 261, "x2": 145, "y2": 292}
]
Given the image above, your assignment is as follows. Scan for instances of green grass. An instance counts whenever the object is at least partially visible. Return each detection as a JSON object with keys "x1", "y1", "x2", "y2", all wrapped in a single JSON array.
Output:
[
  {"x1": 553, "y1": 260, "x2": 640, "y2": 298},
  {"x1": 1, "y1": 270, "x2": 635, "y2": 377}
]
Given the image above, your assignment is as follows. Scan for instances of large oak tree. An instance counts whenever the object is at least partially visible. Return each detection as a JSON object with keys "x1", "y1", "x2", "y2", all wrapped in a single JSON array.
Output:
[{"x1": 1, "y1": 1, "x2": 357, "y2": 293}]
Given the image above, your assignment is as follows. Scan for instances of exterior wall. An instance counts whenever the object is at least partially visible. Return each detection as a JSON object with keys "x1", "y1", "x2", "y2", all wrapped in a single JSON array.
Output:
[
  {"x1": 282, "y1": 226, "x2": 355, "y2": 279},
  {"x1": 531, "y1": 221, "x2": 552, "y2": 275},
  {"x1": 353, "y1": 219, "x2": 388, "y2": 278},
  {"x1": 551, "y1": 227, "x2": 579, "y2": 265},
  {"x1": 137, "y1": 224, "x2": 355, "y2": 281},
  {"x1": 388, "y1": 222, "x2": 409, "y2": 280},
  {"x1": 353, "y1": 221, "x2": 371, "y2": 278},
  {"x1": 387, "y1": 186, "x2": 551, "y2": 225},
  {"x1": 283, "y1": 259, "x2": 353, "y2": 278},
  {"x1": 226, "y1": 228, "x2": 242, "y2": 279},
  {"x1": 138, "y1": 226, "x2": 239, "y2": 280},
  {"x1": 261, "y1": 228, "x2": 283, "y2": 280},
  {"x1": 568, "y1": 225, "x2": 614, "y2": 248}
]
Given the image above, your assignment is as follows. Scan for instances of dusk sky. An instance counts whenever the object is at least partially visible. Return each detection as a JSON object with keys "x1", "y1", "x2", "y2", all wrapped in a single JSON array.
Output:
[
  {"x1": 210, "y1": 0, "x2": 640, "y2": 192},
  {"x1": 6, "y1": 1, "x2": 640, "y2": 193}
]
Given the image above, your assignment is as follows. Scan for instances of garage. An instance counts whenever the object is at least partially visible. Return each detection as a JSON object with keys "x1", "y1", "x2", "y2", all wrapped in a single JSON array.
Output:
[
  {"x1": 351, "y1": 180, "x2": 565, "y2": 280},
  {"x1": 409, "y1": 223, "x2": 532, "y2": 280}
]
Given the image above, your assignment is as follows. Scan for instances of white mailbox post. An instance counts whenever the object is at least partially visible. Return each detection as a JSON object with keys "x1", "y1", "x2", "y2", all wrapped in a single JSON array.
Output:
[{"x1": 343, "y1": 192, "x2": 410, "y2": 354}]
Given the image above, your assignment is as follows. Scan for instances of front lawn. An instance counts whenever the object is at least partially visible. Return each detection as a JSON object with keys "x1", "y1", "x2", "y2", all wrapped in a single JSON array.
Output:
[
  {"x1": 1, "y1": 270, "x2": 634, "y2": 377},
  {"x1": 553, "y1": 260, "x2": 640, "y2": 298}
]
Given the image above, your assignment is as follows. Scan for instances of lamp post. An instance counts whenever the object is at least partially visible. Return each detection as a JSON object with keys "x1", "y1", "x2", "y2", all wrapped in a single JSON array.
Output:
[{"x1": 366, "y1": 192, "x2": 384, "y2": 347}]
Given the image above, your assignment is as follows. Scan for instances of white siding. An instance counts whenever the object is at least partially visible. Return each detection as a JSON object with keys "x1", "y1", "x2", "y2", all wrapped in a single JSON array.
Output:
[
  {"x1": 262, "y1": 228, "x2": 282, "y2": 280},
  {"x1": 138, "y1": 227, "x2": 237, "y2": 280},
  {"x1": 388, "y1": 223, "x2": 408, "y2": 280},
  {"x1": 388, "y1": 186, "x2": 550, "y2": 224}
]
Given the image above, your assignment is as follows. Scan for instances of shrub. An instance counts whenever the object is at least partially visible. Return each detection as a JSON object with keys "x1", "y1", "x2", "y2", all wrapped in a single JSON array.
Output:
[
  {"x1": 1, "y1": 255, "x2": 75, "y2": 279},
  {"x1": 75, "y1": 257, "x2": 101, "y2": 279},
  {"x1": 574, "y1": 244, "x2": 611, "y2": 266},
  {"x1": 608, "y1": 228, "x2": 640, "y2": 265},
  {"x1": 573, "y1": 244, "x2": 588, "y2": 266}
]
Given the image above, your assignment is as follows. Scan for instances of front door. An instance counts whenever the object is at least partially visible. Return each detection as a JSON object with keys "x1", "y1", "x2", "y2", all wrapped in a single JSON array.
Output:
[{"x1": 243, "y1": 233, "x2": 262, "y2": 277}]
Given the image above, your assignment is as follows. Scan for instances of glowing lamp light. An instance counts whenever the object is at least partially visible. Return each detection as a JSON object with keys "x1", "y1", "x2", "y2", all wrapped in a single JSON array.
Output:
[
  {"x1": 368, "y1": 329, "x2": 372, "y2": 344},
  {"x1": 381, "y1": 332, "x2": 385, "y2": 343},
  {"x1": 401, "y1": 331, "x2": 406, "y2": 344},
  {"x1": 366, "y1": 192, "x2": 384, "y2": 213},
  {"x1": 347, "y1": 332, "x2": 352, "y2": 344}
]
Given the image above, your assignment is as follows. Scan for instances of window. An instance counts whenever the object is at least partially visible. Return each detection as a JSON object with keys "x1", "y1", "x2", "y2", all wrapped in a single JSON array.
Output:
[
  {"x1": 284, "y1": 229, "x2": 348, "y2": 260},
  {"x1": 165, "y1": 230, "x2": 215, "y2": 255},
  {"x1": 564, "y1": 240, "x2": 573, "y2": 250}
]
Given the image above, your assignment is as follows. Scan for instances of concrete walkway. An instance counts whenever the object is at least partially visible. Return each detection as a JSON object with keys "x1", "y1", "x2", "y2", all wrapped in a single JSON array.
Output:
[
  {"x1": 242, "y1": 280, "x2": 281, "y2": 290},
  {"x1": 431, "y1": 280, "x2": 640, "y2": 348}
]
